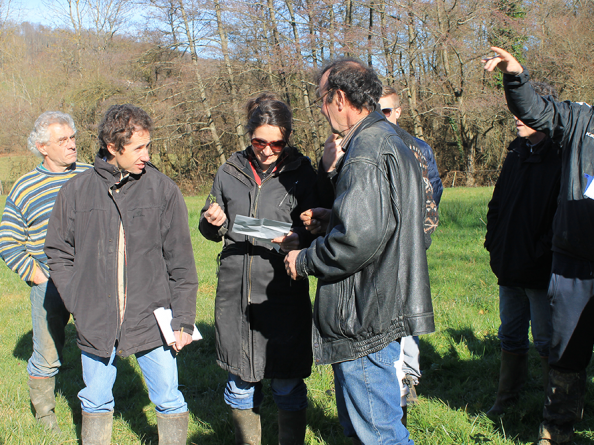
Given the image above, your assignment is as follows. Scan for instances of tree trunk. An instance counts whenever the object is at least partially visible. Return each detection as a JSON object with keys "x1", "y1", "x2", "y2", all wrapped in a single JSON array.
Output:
[
  {"x1": 178, "y1": 0, "x2": 226, "y2": 165},
  {"x1": 214, "y1": 0, "x2": 247, "y2": 151}
]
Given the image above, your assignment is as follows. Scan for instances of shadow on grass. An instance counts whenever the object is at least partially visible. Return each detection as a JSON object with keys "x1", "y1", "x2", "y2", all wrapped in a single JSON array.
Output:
[
  {"x1": 13, "y1": 324, "x2": 163, "y2": 444},
  {"x1": 183, "y1": 321, "x2": 349, "y2": 445},
  {"x1": 418, "y1": 327, "x2": 594, "y2": 444}
]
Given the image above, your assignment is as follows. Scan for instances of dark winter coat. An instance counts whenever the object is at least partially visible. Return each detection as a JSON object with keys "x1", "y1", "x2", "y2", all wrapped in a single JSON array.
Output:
[
  {"x1": 504, "y1": 70, "x2": 594, "y2": 262},
  {"x1": 45, "y1": 156, "x2": 198, "y2": 358},
  {"x1": 295, "y1": 111, "x2": 434, "y2": 366},
  {"x1": 199, "y1": 147, "x2": 318, "y2": 382},
  {"x1": 485, "y1": 136, "x2": 561, "y2": 288}
]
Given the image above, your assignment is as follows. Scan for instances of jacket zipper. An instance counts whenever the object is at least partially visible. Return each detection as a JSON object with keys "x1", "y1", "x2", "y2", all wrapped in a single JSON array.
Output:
[{"x1": 247, "y1": 175, "x2": 275, "y2": 305}]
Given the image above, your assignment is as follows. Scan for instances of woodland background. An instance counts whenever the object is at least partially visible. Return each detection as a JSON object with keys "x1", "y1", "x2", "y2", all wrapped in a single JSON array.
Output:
[{"x1": 0, "y1": 0, "x2": 593, "y2": 192}]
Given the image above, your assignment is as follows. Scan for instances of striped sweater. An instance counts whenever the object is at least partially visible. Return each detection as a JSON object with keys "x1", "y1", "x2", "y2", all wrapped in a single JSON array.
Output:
[{"x1": 0, "y1": 162, "x2": 92, "y2": 281}]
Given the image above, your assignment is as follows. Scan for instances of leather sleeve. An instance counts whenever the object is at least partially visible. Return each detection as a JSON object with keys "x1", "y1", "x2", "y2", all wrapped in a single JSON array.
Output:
[{"x1": 297, "y1": 151, "x2": 396, "y2": 280}]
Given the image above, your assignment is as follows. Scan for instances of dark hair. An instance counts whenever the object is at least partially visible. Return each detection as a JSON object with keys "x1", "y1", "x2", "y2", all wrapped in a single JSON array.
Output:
[
  {"x1": 98, "y1": 104, "x2": 153, "y2": 158},
  {"x1": 531, "y1": 81, "x2": 558, "y2": 100},
  {"x1": 318, "y1": 58, "x2": 383, "y2": 112},
  {"x1": 245, "y1": 93, "x2": 292, "y2": 141}
]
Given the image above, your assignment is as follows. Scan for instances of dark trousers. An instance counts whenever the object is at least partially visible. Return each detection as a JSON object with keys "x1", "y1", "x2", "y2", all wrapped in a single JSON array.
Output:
[{"x1": 548, "y1": 253, "x2": 594, "y2": 372}]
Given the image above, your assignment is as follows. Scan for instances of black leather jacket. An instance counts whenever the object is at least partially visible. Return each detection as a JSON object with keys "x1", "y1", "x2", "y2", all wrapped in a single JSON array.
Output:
[{"x1": 296, "y1": 111, "x2": 434, "y2": 365}]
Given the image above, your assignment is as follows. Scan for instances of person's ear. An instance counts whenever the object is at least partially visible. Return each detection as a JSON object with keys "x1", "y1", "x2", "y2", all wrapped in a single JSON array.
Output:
[
  {"x1": 106, "y1": 143, "x2": 118, "y2": 157},
  {"x1": 394, "y1": 107, "x2": 402, "y2": 120},
  {"x1": 36, "y1": 142, "x2": 48, "y2": 156},
  {"x1": 336, "y1": 90, "x2": 346, "y2": 111}
]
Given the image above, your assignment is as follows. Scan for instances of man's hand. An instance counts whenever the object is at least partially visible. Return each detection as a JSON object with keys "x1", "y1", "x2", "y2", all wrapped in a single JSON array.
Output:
[
  {"x1": 173, "y1": 330, "x2": 193, "y2": 353},
  {"x1": 32, "y1": 267, "x2": 48, "y2": 285},
  {"x1": 482, "y1": 46, "x2": 524, "y2": 75},
  {"x1": 272, "y1": 231, "x2": 300, "y2": 252},
  {"x1": 204, "y1": 202, "x2": 227, "y2": 227},
  {"x1": 301, "y1": 208, "x2": 331, "y2": 235},
  {"x1": 322, "y1": 134, "x2": 344, "y2": 172},
  {"x1": 284, "y1": 250, "x2": 302, "y2": 280}
]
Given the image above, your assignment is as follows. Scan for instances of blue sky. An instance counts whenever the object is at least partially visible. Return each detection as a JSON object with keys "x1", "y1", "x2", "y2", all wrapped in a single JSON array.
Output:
[{"x1": 13, "y1": 0, "x2": 144, "y2": 28}]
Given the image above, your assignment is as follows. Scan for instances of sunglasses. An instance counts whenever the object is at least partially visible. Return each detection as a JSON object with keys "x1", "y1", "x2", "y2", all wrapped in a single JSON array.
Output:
[
  {"x1": 251, "y1": 138, "x2": 286, "y2": 153},
  {"x1": 382, "y1": 108, "x2": 394, "y2": 118}
]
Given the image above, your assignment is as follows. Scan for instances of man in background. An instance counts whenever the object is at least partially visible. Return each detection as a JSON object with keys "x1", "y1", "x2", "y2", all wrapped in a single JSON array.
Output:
[
  {"x1": 379, "y1": 86, "x2": 443, "y2": 206},
  {"x1": 379, "y1": 86, "x2": 442, "y2": 411},
  {"x1": 0, "y1": 111, "x2": 91, "y2": 432},
  {"x1": 484, "y1": 82, "x2": 561, "y2": 416}
]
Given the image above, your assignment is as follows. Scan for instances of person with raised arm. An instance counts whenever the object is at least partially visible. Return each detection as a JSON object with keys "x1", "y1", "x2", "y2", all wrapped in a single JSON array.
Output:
[{"x1": 484, "y1": 47, "x2": 594, "y2": 445}]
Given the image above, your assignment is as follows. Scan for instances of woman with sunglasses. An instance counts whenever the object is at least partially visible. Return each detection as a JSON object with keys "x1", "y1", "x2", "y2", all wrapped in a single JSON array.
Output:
[{"x1": 199, "y1": 93, "x2": 318, "y2": 445}]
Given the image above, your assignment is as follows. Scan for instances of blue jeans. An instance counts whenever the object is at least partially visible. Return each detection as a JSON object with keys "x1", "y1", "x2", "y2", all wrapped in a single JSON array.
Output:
[
  {"x1": 224, "y1": 373, "x2": 308, "y2": 411},
  {"x1": 27, "y1": 279, "x2": 70, "y2": 378},
  {"x1": 498, "y1": 285, "x2": 552, "y2": 357},
  {"x1": 333, "y1": 340, "x2": 413, "y2": 445},
  {"x1": 79, "y1": 346, "x2": 187, "y2": 414}
]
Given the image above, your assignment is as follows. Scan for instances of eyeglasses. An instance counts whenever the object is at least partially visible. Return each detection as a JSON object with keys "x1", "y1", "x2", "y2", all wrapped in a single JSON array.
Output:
[
  {"x1": 49, "y1": 134, "x2": 76, "y2": 146},
  {"x1": 381, "y1": 108, "x2": 394, "y2": 118},
  {"x1": 312, "y1": 90, "x2": 330, "y2": 109},
  {"x1": 251, "y1": 138, "x2": 286, "y2": 153}
]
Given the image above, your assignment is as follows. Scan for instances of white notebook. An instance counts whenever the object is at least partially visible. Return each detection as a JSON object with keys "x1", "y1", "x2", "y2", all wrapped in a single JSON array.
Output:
[{"x1": 153, "y1": 307, "x2": 202, "y2": 346}]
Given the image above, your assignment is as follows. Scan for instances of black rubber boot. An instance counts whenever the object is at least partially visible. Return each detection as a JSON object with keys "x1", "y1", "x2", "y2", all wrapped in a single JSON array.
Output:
[
  {"x1": 81, "y1": 410, "x2": 113, "y2": 445},
  {"x1": 536, "y1": 369, "x2": 586, "y2": 445},
  {"x1": 28, "y1": 376, "x2": 60, "y2": 432},
  {"x1": 231, "y1": 407, "x2": 261, "y2": 445},
  {"x1": 486, "y1": 350, "x2": 528, "y2": 416},
  {"x1": 156, "y1": 411, "x2": 189, "y2": 445},
  {"x1": 278, "y1": 408, "x2": 306, "y2": 445},
  {"x1": 401, "y1": 405, "x2": 408, "y2": 428}
]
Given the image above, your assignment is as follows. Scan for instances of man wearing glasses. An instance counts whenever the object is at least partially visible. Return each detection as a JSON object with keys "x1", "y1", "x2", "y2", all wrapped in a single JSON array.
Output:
[
  {"x1": 379, "y1": 86, "x2": 443, "y2": 206},
  {"x1": 0, "y1": 111, "x2": 91, "y2": 432},
  {"x1": 285, "y1": 59, "x2": 434, "y2": 445}
]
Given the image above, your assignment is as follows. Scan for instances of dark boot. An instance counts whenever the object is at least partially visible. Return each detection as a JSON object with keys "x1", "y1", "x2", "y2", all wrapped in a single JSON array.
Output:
[
  {"x1": 156, "y1": 411, "x2": 189, "y2": 445},
  {"x1": 486, "y1": 350, "x2": 528, "y2": 416},
  {"x1": 536, "y1": 369, "x2": 586, "y2": 445},
  {"x1": 81, "y1": 410, "x2": 113, "y2": 445},
  {"x1": 28, "y1": 376, "x2": 60, "y2": 432},
  {"x1": 401, "y1": 405, "x2": 408, "y2": 428},
  {"x1": 231, "y1": 407, "x2": 261, "y2": 445},
  {"x1": 278, "y1": 408, "x2": 306, "y2": 445},
  {"x1": 540, "y1": 356, "x2": 550, "y2": 389}
]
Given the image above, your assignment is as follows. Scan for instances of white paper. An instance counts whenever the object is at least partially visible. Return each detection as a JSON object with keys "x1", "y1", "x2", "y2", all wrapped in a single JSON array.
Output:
[
  {"x1": 232, "y1": 215, "x2": 292, "y2": 240},
  {"x1": 153, "y1": 307, "x2": 202, "y2": 346}
]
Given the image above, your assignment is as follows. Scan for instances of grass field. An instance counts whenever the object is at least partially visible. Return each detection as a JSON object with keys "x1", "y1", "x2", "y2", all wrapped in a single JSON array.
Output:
[{"x1": 1, "y1": 188, "x2": 593, "y2": 444}]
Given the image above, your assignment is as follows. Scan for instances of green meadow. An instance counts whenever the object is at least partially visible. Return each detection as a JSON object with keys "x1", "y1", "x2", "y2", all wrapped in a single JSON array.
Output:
[{"x1": 1, "y1": 188, "x2": 593, "y2": 444}]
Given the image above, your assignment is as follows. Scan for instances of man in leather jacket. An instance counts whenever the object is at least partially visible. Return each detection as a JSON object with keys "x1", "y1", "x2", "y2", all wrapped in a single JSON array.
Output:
[
  {"x1": 285, "y1": 59, "x2": 434, "y2": 445},
  {"x1": 484, "y1": 47, "x2": 594, "y2": 445}
]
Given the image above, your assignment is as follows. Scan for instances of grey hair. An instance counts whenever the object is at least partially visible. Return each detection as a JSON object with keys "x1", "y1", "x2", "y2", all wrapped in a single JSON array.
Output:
[{"x1": 27, "y1": 111, "x2": 76, "y2": 157}]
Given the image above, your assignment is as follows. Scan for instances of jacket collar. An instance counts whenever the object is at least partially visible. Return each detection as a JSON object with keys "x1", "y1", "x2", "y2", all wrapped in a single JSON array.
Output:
[
  {"x1": 511, "y1": 137, "x2": 555, "y2": 164},
  {"x1": 226, "y1": 147, "x2": 306, "y2": 178},
  {"x1": 94, "y1": 155, "x2": 142, "y2": 187},
  {"x1": 341, "y1": 107, "x2": 385, "y2": 153}
]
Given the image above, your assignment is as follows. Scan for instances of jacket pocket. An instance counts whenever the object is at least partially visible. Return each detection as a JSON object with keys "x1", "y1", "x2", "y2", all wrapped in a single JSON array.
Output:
[{"x1": 338, "y1": 274, "x2": 357, "y2": 337}]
